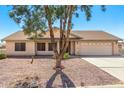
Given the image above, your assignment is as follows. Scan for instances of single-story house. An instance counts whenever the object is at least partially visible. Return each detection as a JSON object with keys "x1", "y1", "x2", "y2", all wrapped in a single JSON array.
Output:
[{"x1": 2, "y1": 29, "x2": 122, "y2": 56}]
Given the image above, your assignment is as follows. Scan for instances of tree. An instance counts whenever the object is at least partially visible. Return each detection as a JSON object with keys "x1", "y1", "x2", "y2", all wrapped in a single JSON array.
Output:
[
  {"x1": 9, "y1": 5, "x2": 106, "y2": 71},
  {"x1": 9, "y1": 6, "x2": 47, "y2": 63}
]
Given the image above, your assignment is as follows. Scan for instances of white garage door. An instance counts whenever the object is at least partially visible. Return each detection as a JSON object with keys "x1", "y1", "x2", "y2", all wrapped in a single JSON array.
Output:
[{"x1": 79, "y1": 42, "x2": 112, "y2": 55}]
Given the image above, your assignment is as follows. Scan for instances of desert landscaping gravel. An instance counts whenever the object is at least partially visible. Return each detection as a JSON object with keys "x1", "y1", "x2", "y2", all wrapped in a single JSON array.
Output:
[{"x1": 0, "y1": 57, "x2": 123, "y2": 88}]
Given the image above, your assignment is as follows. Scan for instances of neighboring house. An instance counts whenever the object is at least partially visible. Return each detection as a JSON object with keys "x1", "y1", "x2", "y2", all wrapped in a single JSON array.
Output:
[
  {"x1": 0, "y1": 43, "x2": 6, "y2": 49},
  {"x1": 0, "y1": 42, "x2": 6, "y2": 54},
  {"x1": 118, "y1": 41, "x2": 124, "y2": 49},
  {"x1": 2, "y1": 29, "x2": 122, "y2": 56},
  {"x1": 118, "y1": 41, "x2": 124, "y2": 55}
]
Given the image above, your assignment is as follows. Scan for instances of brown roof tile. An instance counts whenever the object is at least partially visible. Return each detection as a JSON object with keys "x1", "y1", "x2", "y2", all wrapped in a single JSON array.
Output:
[
  {"x1": 72, "y1": 30, "x2": 122, "y2": 40},
  {"x1": 2, "y1": 30, "x2": 121, "y2": 41}
]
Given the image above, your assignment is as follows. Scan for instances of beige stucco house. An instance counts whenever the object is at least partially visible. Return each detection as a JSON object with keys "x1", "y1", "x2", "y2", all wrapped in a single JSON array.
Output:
[{"x1": 2, "y1": 29, "x2": 122, "y2": 56}]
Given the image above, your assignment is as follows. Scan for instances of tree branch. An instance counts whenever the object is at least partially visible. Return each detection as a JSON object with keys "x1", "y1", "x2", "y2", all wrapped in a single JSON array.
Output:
[
  {"x1": 44, "y1": 5, "x2": 59, "y2": 58},
  {"x1": 59, "y1": 5, "x2": 73, "y2": 58}
]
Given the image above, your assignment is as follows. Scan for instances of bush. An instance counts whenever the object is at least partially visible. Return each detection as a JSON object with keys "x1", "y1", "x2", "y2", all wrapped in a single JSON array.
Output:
[
  {"x1": 0, "y1": 53, "x2": 7, "y2": 60},
  {"x1": 63, "y1": 52, "x2": 70, "y2": 59}
]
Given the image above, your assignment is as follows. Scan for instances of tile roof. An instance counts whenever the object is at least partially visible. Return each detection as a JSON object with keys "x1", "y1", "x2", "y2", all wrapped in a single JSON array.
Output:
[
  {"x1": 2, "y1": 30, "x2": 121, "y2": 41},
  {"x1": 72, "y1": 30, "x2": 122, "y2": 40}
]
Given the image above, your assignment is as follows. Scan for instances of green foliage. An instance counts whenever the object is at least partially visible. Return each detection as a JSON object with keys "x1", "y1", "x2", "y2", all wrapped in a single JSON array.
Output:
[
  {"x1": 63, "y1": 52, "x2": 70, "y2": 59},
  {"x1": 0, "y1": 53, "x2": 7, "y2": 60},
  {"x1": 9, "y1": 5, "x2": 106, "y2": 32},
  {"x1": 80, "y1": 5, "x2": 93, "y2": 21},
  {"x1": 9, "y1": 5, "x2": 47, "y2": 39}
]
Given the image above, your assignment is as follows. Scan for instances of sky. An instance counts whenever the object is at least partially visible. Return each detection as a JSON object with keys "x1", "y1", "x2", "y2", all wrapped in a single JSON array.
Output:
[{"x1": 0, "y1": 5, "x2": 124, "y2": 42}]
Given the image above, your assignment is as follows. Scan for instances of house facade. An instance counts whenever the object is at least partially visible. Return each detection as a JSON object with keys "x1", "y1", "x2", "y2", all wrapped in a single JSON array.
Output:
[{"x1": 3, "y1": 29, "x2": 122, "y2": 56}]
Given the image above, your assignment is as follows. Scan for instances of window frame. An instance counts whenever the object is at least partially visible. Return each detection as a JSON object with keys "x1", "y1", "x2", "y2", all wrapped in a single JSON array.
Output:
[
  {"x1": 48, "y1": 42, "x2": 57, "y2": 51},
  {"x1": 15, "y1": 43, "x2": 26, "y2": 51},
  {"x1": 37, "y1": 43, "x2": 46, "y2": 51}
]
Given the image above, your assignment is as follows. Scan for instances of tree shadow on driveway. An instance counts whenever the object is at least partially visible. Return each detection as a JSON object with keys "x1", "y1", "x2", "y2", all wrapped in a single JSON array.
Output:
[{"x1": 46, "y1": 71, "x2": 75, "y2": 88}]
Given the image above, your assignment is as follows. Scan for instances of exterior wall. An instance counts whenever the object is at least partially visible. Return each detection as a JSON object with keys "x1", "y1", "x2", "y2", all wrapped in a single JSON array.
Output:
[
  {"x1": 113, "y1": 41, "x2": 119, "y2": 55},
  {"x1": 6, "y1": 40, "x2": 120, "y2": 56},
  {"x1": 6, "y1": 40, "x2": 60, "y2": 56},
  {"x1": 6, "y1": 41, "x2": 35, "y2": 56},
  {"x1": 75, "y1": 40, "x2": 119, "y2": 56},
  {"x1": 70, "y1": 41, "x2": 75, "y2": 55}
]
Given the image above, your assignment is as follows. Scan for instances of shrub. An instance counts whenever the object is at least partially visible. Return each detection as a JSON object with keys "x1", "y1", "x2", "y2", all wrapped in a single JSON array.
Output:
[
  {"x1": 63, "y1": 52, "x2": 70, "y2": 59},
  {"x1": 0, "y1": 53, "x2": 7, "y2": 60}
]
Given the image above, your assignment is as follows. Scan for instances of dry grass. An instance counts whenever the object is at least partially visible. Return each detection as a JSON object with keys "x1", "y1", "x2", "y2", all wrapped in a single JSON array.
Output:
[
  {"x1": 0, "y1": 57, "x2": 122, "y2": 88},
  {"x1": 0, "y1": 49, "x2": 6, "y2": 54}
]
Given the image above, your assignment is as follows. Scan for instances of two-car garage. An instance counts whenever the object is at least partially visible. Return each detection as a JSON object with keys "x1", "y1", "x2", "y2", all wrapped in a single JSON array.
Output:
[
  {"x1": 72, "y1": 31, "x2": 120, "y2": 56},
  {"x1": 75, "y1": 41, "x2": 115, "y2": 55}
]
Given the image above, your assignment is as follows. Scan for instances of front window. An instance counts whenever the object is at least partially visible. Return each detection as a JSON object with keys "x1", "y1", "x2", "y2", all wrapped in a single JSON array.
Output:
[
  {"x1": 37, "y1": 43, "x2": 45, "y2": 51},
  {"x1": 15, "y1": 43, "x2": 26, "y2": 51},
  {"x1": 48, "y1": 43, "x2": 57, "y2": 51}
]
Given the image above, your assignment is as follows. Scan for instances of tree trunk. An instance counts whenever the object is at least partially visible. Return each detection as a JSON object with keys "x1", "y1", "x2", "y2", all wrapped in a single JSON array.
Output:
[
  {"x1": 44, "y1": 5, "x2": 73, "y2": 71},
  {"x1": 44, "y1": 6, "x2": 60, "y2": 71},
  {"x1": 56, "y1": 57, "x2": 61, "y2": 68},
  {"x1": 31, "y1": 42, "x2": 36, "y2": 64},
  {"x1": 35, "y1": 42, "x2": 37, "y2": 56},
  {"x1": 59, "y1": 7, "x2": 63, "y2": 54},
  {"x1": 31, "y1": 31, "x2": 38, "y2": 64},
  {"x1": 55, "y1": 56, "x2": 64, "y2": 72},
  {"x1": 60, "y1": 5, "x2": 73, "y2": 57}
]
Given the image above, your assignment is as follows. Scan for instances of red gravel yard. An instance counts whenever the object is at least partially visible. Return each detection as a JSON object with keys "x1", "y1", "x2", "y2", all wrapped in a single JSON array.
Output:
[{"x1": 0, "y1": 57, "x2": 122, "y2": 88}]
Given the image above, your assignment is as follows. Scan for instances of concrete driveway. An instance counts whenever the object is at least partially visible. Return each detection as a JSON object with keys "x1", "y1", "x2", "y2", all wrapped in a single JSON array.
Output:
[{"x1": 82, "y1": 57, "x2": 124, "y2": 82}]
